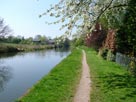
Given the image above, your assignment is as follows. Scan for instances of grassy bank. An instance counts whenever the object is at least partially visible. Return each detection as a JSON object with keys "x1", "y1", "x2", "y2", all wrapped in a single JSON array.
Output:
[
  {"x1": 18, "y1": 49, "x2": 82, "y2": 102},
  {"x1": 84, "y1": 47, "x2": 136, "y2": 102},
  {"x1": 0, "y1": 43, "x2": 54, "y2": 53}
]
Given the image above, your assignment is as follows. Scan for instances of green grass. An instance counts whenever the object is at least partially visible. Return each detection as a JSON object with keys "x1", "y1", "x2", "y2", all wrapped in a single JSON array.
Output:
[
  {"x1": 84, "y1": 47, "x2": 136, "y2": 102},
  {"x1": 18, "y1": 49, "x2": 82, "y2": 102}
]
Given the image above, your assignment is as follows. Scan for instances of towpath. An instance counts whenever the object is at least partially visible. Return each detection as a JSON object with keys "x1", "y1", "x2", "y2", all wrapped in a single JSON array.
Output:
[{"x1": 73, "y1": 50, "x2": 91, "y2": 102}]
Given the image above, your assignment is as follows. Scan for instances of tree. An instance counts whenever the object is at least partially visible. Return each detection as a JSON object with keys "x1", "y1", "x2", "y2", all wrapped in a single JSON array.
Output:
[
  {"x1": 116, "y1": 0, "x2": 136, "y2": 56},
  {"x1": 6, "y1": 36, "x2": 22, "y2": 44},
  {"x1": 40, "y1": 0, "x2": 129, "y2": 35},
  {"x1": 85, "y1": 23, "x2": 106, "y2": 50},
  {"x1": 72, "y1": 36, "x2": 85, "y2": 47},
  {"x1": 55, "y1": 36, "x2": 70, "y2": 48},
  {"x1": 21, "y1": 37, "x2": 33, "y2": 44},
  {"x1": 0, "y1": 18, "x2": 11, "y2": 39},
  {"x1": 40, "y1": 35, "x2": 47, "y2": 42},
  {"x1": 104, "y1": 29, "x2": 116, "y2": 52},
  {"x1": 63, "y1": 38, "x2": 70, "y2": 48}
]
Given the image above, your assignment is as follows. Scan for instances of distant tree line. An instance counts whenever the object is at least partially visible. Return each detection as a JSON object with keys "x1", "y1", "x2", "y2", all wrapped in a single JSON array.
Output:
[
  {"x1": 0, "y1": 17, "x2": 70, "y2": 49},
  {"x1": 54, "y1": 36, "x2": 70, "y2": 48}
]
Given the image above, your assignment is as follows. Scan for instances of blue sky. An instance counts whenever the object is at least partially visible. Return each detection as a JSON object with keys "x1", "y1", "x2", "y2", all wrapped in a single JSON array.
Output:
[{"x1": 0, "y1": 0, "x2": 64, "y2": 38}]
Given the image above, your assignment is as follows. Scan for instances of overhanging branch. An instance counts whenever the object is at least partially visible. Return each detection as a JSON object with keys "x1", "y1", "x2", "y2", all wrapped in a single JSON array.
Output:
[{"x1": 95, "y1": 0, "x2": 114, "y2": 22}]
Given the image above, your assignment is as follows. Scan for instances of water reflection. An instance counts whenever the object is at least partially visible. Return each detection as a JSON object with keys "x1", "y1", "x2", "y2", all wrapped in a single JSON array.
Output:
[
  {"x1": 55, "y1": 47, "x2": 70, "y2": 52},
  {"x1": 31, "y1": 49, "x2": 70, "y2": 58},
  {"x1": 0, "y1": 52, "x2": 18, "y2": 59},
  {"x1": 0, "y1": 65, "x2": 12, "y2": 92},
  {"x1": 0, "y1": 48, "x2": 70, "y2": 59}
]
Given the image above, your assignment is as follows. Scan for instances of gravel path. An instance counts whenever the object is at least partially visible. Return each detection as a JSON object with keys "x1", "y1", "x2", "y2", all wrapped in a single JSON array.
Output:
[{"x1": 73, "y1": 50, "x2": 91, "y2": 102}]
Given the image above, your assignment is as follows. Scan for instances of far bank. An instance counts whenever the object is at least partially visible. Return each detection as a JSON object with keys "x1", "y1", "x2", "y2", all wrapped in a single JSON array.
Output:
[{"x1": 0, "y1": 43, "x2": 55, "y2": 53}]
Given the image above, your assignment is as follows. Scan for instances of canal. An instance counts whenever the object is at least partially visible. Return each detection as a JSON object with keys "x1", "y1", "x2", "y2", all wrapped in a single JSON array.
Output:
[{"x1": 0, "y1": 49, "x2": 70, "y2": 102}]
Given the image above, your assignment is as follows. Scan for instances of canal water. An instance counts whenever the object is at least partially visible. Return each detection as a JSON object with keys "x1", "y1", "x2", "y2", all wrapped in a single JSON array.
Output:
[{"x1": 0, "y1": 49, "x2": 70, "y2": 102}]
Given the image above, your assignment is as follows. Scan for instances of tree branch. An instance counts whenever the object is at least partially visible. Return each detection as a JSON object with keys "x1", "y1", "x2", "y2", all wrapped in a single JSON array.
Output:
[
  {"x1": 95, "y1": 0, "x2": 114, "y2": 22},
  {"x1": 109, "y1": 4, "x2": 128, "y2": 9}
]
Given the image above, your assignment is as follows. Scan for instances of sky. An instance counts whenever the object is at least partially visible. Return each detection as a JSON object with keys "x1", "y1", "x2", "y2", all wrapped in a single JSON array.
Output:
[{"x1": 0, "y1": 0, "x2": 64, "y2": 38}]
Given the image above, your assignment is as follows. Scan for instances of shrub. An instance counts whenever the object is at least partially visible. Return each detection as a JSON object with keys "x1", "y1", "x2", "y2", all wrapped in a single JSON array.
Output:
[
  {"x1": 106, "y1": 50, "x2": 115, "y2": 61},
  {"x1": 98, "y1": 48, "x2": 108, "y2": 60},
  {"x1": 104, "y1": 29, "x2": 116, "y2": 52},
  {"x1": 129, "y1": 58, "x2": 136, "y2": 75},
  {"x1": 85, "y1": 23, "x2": 107, "y2": 50}
]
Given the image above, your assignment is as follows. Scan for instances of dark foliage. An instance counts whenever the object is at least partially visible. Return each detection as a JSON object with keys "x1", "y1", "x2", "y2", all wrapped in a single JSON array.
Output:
[
  {"x1": 85, "y1": 23, "x2": 107, "y2": 50},
  {"x1": 116, "y1": 0, "x2": 136, "y2": 57}
]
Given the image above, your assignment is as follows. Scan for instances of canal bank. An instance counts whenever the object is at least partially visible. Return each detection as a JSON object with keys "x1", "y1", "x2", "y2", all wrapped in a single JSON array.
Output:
[
  {"x1": 18, "y1": 49, "x2": 82, "y2": 102},
  {"x1": 0, "y1": 49, "x2": 70, "y2": 102},
  {"x1": 0, "y1": 43, "x2": 54, "y2": 53}
]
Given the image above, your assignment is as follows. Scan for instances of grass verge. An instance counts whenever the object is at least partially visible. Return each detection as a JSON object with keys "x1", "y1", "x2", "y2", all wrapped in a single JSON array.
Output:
[
  {"x1": 84, "y1": 47, "x2": 136, "y2": 102},
  {"x1": 18, "y1": 49, "x2": 82, "y2": 102}
]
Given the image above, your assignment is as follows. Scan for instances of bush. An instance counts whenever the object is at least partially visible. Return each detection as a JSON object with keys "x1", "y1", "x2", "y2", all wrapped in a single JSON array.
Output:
[
  {"x1": 85, "y1": 23, "x2": 107, "y2": 50},
  {"x1": 98, "y1": 48, "x2": 108, "y2": 60},
  {"x1": 106, "y1": 50, "x2": 115, "y2": 61},
  {"x1": 129, "y1": 58, "x2": 136, "y2": 75}
]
